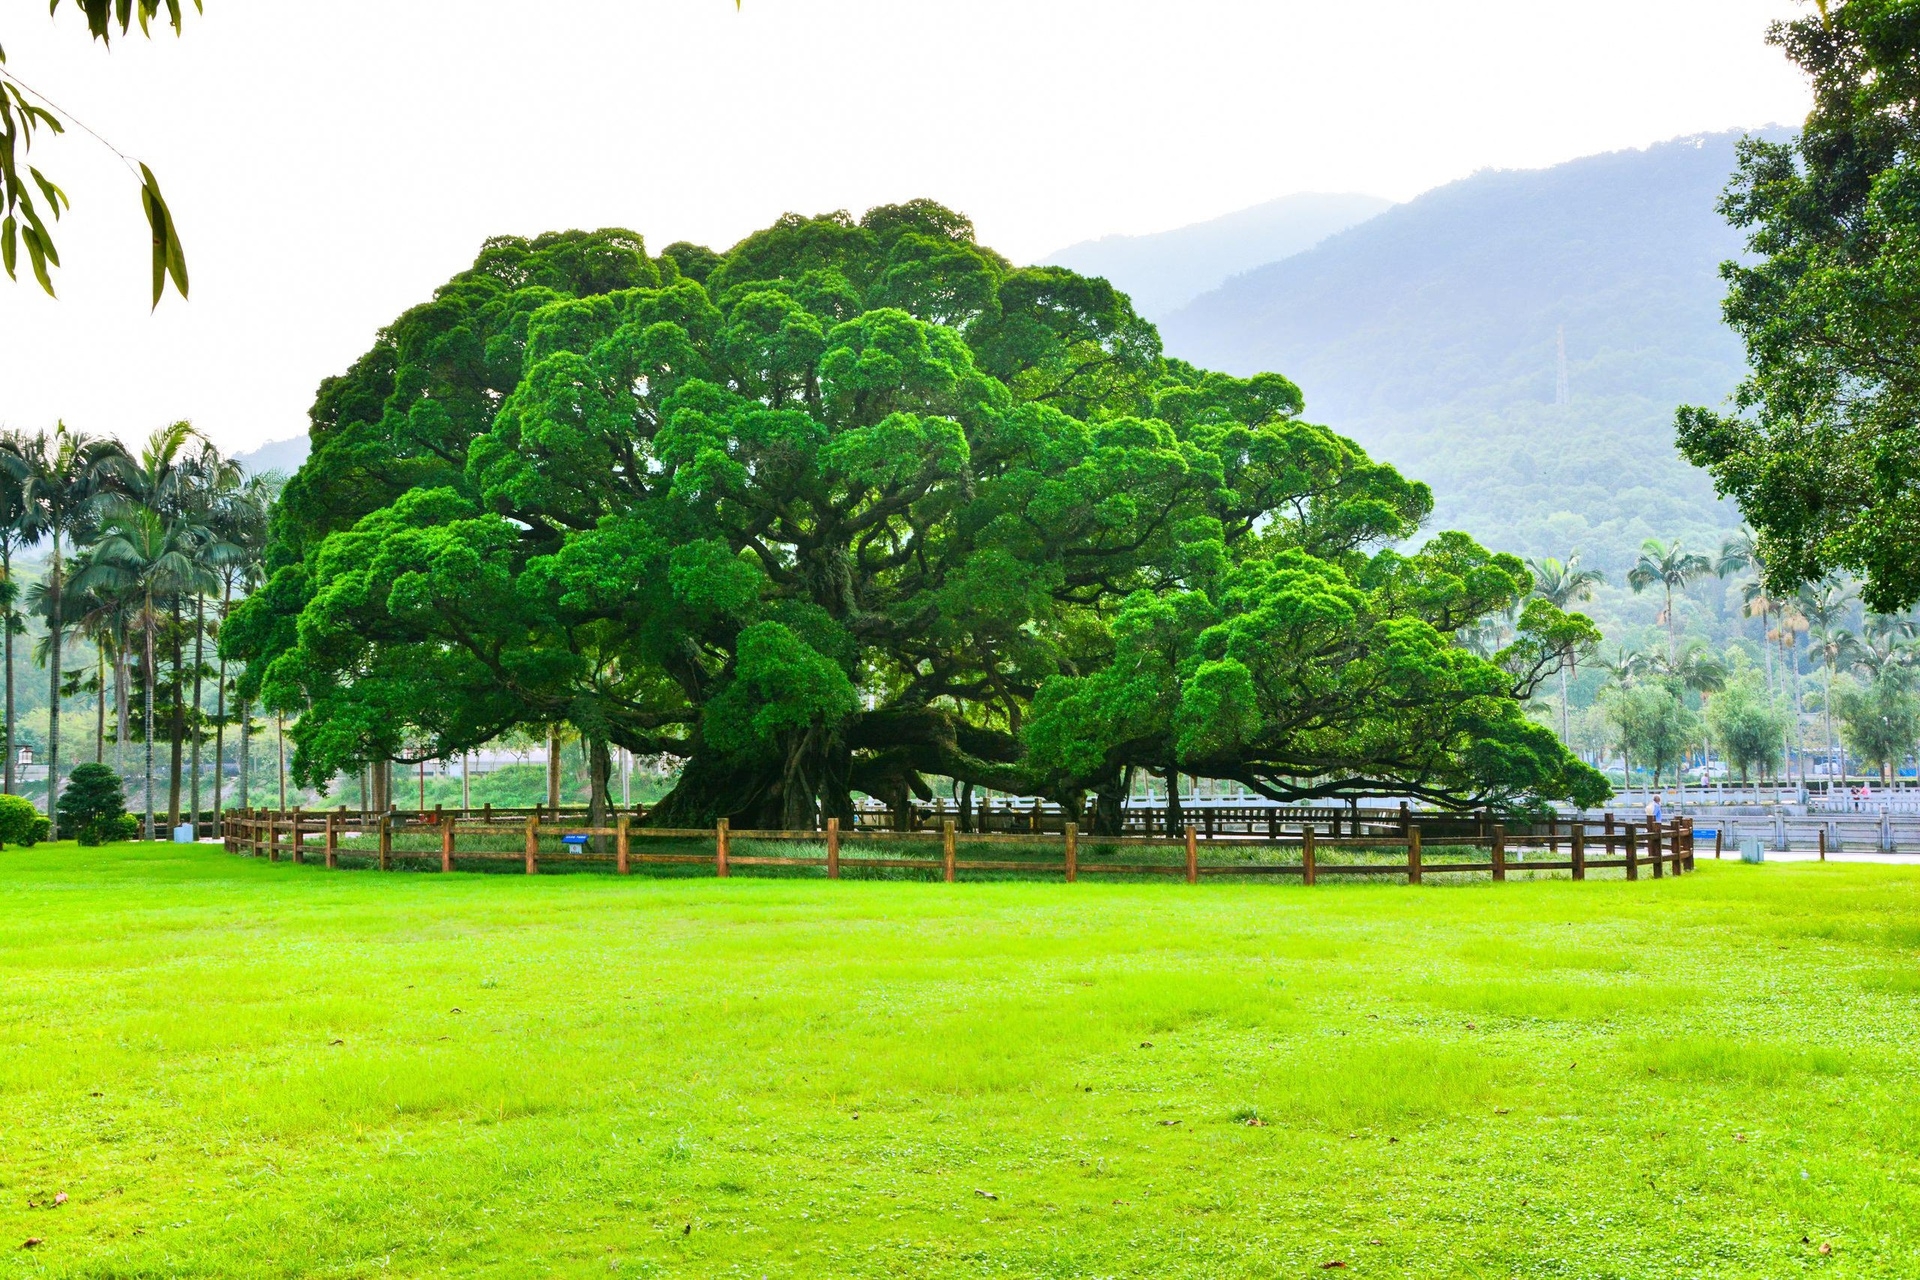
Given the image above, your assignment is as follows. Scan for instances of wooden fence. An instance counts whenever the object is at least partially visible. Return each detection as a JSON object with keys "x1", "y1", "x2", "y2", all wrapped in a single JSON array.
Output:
[{"x1": 220, "y1": 807, "x2": 1696, "y2": 885}]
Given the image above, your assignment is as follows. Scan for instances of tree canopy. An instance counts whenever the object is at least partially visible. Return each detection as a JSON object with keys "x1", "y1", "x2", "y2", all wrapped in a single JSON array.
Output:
[
  {"x1": 227, "y1": 201, "x2": 1607, "y2": 829},
  {"x1": 1677, "y1": 0, "x2": 1920, "y2": 613}
]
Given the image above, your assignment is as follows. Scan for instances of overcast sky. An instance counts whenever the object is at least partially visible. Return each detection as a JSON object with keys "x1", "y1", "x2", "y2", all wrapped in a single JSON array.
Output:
[{"x1": 0, "y1": 0, "x2": 1811, "y2": 456}]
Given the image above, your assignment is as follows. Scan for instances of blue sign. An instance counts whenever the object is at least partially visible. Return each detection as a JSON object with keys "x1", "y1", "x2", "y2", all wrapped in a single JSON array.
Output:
[{"x1": 561, "y1": 833, "x2": 590, "y2": 846}]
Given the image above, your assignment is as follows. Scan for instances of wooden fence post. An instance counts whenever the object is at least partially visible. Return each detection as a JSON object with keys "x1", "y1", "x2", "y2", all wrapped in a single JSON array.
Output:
[
  {"x1": 1625, "y1": 824, "x2": 1638, "y2": 880},
  {"x1": 1715, "y1": 827, "x2": 1724, "y2": 860},
  {"x1": 267, "y1": 811, "x2": 280, "y2": 863},
  {"x1": 716, "y1": 818, "x2": 730, "y2": 878},
  {"x1": 1407, "y1": 825, "x2": 1423, "y2": 885},
  {"x1": 441, "y1": 815, "x2": 455, "y2": 873},
  {"x1": 1064, "y1": 821, "x2": 1078, "y2": 882},
  {"x1": 1184, "y1": 823, "x2": 1198, "y2": 884},
  {"x1": 1650, "y1": 821, "x2": 1665, "y2": 878},
  {"x1": 616, "y1": 814, "x2": 630, "y2": 875},
  {"x1": 1572, "y1": 825, "x2": 1586, "y2": 881},
  {"x1": 1491, "y1": 824, "x2": 1506, "y2": 882},
  {"x1": 826, "y1": 816, "x2": 840, "y2": 879},
  {"x1": 1818, "y1": 826, "x2": 1826, "y2": 863},
  {"x1": 291, "y1": 808, "x2": 305, "y2": 864},
  {"x1": 944, "y1": 819, "x2": 957, "y2": 883},
  {"x1": 379, "y1": 811, "x2": 393, "y2": 871},
  {"x1": 325, "y1": 811, "x2": 338, "y2": 869},
  {"x1": 1547, "y1": 813, "x2": 1557, "y2": 856},
  {"x1": 1302, "y1": 826, "x2": 1316, "y2": 886},
  {"x1": 524, "y1": 815, "x2": 538, "y2": 875}
]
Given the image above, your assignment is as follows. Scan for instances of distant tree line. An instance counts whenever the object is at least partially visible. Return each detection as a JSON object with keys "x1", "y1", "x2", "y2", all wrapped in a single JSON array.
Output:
[{"x1": 0, "y1": 424, "x2": 275, "y2": 838}]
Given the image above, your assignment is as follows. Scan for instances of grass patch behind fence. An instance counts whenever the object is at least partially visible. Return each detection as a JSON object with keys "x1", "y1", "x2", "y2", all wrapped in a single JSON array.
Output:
[{"x1": 1, "y1": 842, "x2": 1916, "y2": 1276}]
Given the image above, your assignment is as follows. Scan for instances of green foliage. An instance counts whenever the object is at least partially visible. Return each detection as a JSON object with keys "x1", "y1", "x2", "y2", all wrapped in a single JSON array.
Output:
[
  {"x1": 1677, "y1": 1, "x2": 1920, "y2": 612},
  {"x1": 230, "y1": 203, "x2": 1603, "y2": 828},
  {"x1": 1833, "y1": 672, "x2": 1920, "y2": 781},
  {"x1": 1705, "y1": 662, "x2": 1789, "y2": 782},
  {"x1": 1603, "y1": 683, "x2": 1699, "y2": 786},
  {"x1": 56, "y1": 760, "x2": 136, "y2": 845},
  {"x1": 0, "y1": 791, "x2": 45, "y2": 846}
]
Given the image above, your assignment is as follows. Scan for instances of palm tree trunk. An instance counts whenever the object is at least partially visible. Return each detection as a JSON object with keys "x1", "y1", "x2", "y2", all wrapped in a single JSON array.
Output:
[
  {"x1": 3, "y1": 542, "x2": 13, "y2": 796},
  {"x1": 46, "y1": 533, "x2": 63, "y2": 837},
  {"x1": 168, "y1": 602, "x2": 184, "y2": 827},
  {"x1": 213, "y1": 580, "x2": 231, "y2": 822},
  {"x1": 237, "y1": 695, "x2": 250, "y2": 808},
  {"x1": 94, "y1": 648, "x2": 105, "y2": 763},
  {"x1": 191, "y1": 595, "x2": 205, "y2": 836},
  {"x1": 276, "y1": 712, "x2": 286, "y2": 810},
  {"x1": 143, "y1": 594, "x2": 157, "y2": 841},
  {"x1": 115, "y1": 631, "x2": 128, "y2": 781},
  {"x1": 1559, "y1": 661, "x2": 1571, "y2": 743}
]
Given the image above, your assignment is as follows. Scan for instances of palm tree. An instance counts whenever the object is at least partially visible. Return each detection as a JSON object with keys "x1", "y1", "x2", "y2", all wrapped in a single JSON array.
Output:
[
  {"x1": 1527, "y1": 554, "x2": 1604, "y2": 743},
  {"x1": 73, "y1": 509, "x2": 204, "y2": 840},
  {"x1": 1650, "y1": 643, "x2": 1729, "y2": 782},
  {"x1": 206, "y1": 471, "x2": 275, "y2": 822},
  {"x1": 2, "y1": 425, "x2": 126, "y2": 835},
  {"x1": 100, "y1": 423, "x2": 213, "y2": 829},
  {"x1": 1801, "y1": 581, "x2": 1858, "y2": 785},
  {"x1": 1594, "y1": 645, "x2": 1648, "y2": 785},
  {"x1": 1628, "y1": 538, "x2": 1713, "y2": 664},
  {"x1": 1717, "y1": 527, "x2": 1780, "y2": 692},
  {"x1": 0, "y1": 440, "x2": 33, "y2": 796}
]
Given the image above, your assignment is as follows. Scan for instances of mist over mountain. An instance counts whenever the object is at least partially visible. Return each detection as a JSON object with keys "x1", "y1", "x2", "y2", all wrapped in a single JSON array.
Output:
[
  {"x1": 1158, "y1": 131, "x2": 1787, "y2": 575},
  {"x1": 233, "y1": 434, "x2": 309, "y2": 477},
  {"x1": 1042, "y1": 192, "x2": 1391, "y2": 321}
]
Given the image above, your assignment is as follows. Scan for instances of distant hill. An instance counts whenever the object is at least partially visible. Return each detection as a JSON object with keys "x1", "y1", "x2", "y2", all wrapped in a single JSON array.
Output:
[
  {"x1": 1041, "y1": 192, "x2": 1391, "y2": 321},
  {"x1": 1159, "y1": 131, "x2": 1789, "y2": 576},
  {"x1": 233, "y1": 434, "x2": 309, "y2": 477}
]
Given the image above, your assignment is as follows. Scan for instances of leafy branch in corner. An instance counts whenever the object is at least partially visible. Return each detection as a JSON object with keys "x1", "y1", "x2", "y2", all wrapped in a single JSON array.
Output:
[{"x1": 0, "y1": 0, "x2": 197, "y2": 306}]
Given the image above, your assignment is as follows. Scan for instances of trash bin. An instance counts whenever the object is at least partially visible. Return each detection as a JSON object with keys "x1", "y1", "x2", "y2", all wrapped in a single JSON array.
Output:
[
  {"x1": 173, "y1": 823, "x2": 195, "y2": 843},
  {"x1": 1738, "y1": 837, "x2": 1764, "y2": 864}
]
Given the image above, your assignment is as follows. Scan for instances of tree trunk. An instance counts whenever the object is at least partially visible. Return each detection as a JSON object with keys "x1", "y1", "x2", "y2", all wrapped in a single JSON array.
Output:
[
  {"x1": 3, "y1": 542, "x2": 13, "y2": 796},
  {"x1": 276, "y1": 712, "x2": 287, "y2": 810},
  {"x1": 46, "y1": 533, "x2": 63, "y2": 837},
  {"x1": 1559, "y1": 660, "x2": 1571, "y2": 743},
  {"x1": 546, "y1": 724, "x2": 561, "y2": 810},
  {"x1": 212, "y1": 654, "x2": 227, "y2": 822},
  {"x1": 191, "y1": 595, "x2": 205, "y2": 835},
  {"x1": 1163, "y1": 766, "x2": 1182, "y2": 836},
  {"x1": 116, "y1": 635, "x2": 129, "y2": 784},
  {"x1": 588, "y1": 736, "x2": 611, "y2": 850},
  {"x1": 958, "y1": 780, "x2": 974, "y2": 833},
  {"x1": 237, "y1": 695, "x2": 250, "y2": 809},
  {"x1": 168, "y1": 603, "x2": 184, "y2": 827},
  {"x1": 94, "y1": 648, "x2": 105, "y2": 763},
  {"x1": 142, "y1": 593, "x2": 157, "y2": 841}
]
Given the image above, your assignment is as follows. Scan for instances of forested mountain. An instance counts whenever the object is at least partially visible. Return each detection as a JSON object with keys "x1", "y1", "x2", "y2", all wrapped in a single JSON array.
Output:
[
  {"x1": 1042, "y1": 192, "x2": 1390, "y2": 321},
  {"x1": 233, "y1": 434, "x2": 309, "y2": 476},
  {"x1": 1159, "y1": 131, "x2": 1788, "y2": 576}
]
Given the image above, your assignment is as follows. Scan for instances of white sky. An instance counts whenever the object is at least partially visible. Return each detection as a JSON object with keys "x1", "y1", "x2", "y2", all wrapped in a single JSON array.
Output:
[{"x1": 0, "y1": 0, "x2": 1812, "y2": 456}]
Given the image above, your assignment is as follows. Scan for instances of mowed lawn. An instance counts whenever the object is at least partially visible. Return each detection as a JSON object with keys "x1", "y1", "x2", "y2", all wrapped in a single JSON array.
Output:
[{"x1": 3, "y1": 845, "x2": 1918, "y2": 1278}]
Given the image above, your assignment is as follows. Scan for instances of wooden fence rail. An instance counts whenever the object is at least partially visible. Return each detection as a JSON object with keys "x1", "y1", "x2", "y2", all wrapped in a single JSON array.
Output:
[{"x1": 219, "y1": 809, "x2": 1695, "y2": 886}]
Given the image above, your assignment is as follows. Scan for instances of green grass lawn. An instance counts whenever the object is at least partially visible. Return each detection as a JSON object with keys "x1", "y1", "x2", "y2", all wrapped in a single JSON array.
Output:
[{"x1": 3, "y1": 844, "x2": 1917, "y2": 1277}]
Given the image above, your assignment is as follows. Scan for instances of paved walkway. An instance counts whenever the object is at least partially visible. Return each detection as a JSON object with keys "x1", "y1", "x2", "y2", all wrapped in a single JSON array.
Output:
[{"x1": 1706, "y1": 851, "x2": 1920, "y2": 865}]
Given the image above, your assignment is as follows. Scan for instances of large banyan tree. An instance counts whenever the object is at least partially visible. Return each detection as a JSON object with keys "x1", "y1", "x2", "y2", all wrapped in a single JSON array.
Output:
[{"x1": 226, "y1": 200, "x2": 1608, "y2": 830}]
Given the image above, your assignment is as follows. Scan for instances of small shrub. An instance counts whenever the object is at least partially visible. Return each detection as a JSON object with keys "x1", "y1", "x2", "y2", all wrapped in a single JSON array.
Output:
[
  {"x1": 57, "y1": 764, "x2": 135, "y2": 846},
  {"x1": 0, "y1": 793, "x2": 44, "y2": 847}
]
